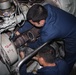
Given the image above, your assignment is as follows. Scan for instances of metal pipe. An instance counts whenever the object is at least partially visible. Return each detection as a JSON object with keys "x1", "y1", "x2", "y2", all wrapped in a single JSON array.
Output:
[
  {"x1": 16, "y1": 42, "x2": 48, "y2": 74},
  {"x1": 0, "y1": 0, "x2": 11, "y2": 10}
]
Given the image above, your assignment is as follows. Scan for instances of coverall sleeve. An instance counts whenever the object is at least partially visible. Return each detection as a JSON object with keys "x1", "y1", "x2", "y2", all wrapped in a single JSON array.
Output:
[
  {"x1": 28, "y1": 27, "x2": 60, "y2": 49},
  {"x1": 28, "y1": 36, "x2": 45, "y2": 49},
  {"x1": 18, "y1": 21, "x2": 33, "y2": 34}
]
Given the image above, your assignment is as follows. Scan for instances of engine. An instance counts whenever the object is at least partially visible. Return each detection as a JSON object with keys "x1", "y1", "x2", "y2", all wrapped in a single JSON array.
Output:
[
  {"x1": 0, "y1": 0, "x2": 76, "y2": 75},
  {"x1": 0, "y1": 0, "x2": 45, "y2": 75}
]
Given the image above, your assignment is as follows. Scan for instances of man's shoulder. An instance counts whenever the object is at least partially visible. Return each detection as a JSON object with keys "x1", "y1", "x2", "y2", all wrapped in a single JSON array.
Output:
[
  {"x1": 44, "y1": 4, "x2": 52, "y2": 8},
  {"x1": 55, "y1": 59, "x2": 68, "y2": 65},
  {"x1": 55, "y1": 59, "x2": 69, "y2": 70},
  {"x1": 55, "y1": 59, "x2": 69, "y2": 75}
]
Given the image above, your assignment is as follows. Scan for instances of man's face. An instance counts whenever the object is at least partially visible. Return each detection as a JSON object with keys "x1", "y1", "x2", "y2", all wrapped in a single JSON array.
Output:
[{"x1": 29, "y1": 20, "x2": 45, "y2": 27}]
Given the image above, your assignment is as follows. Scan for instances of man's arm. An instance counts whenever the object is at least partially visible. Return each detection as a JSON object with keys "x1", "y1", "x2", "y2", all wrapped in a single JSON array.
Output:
[
  {"x1": 16, "y1": 21, "x2": 33, "y2": 35},
  {"x1": 27, "y1": 37, "x2": 44, "y2": 49},
  {"x1": 9, "y1": 21, "x2": 33, "y2": 41},
  {"x1": 27, "y1": 26, "x2": 60, "y2": 49}
]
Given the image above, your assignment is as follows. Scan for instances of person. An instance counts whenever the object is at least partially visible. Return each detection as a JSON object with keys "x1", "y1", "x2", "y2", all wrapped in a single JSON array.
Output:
[
  {"x1": 19, "y1": 44, "x2": 69, "y2": 75},
  {"x1": 11, "y1": 4, "x2": 76, "y2": 72}
]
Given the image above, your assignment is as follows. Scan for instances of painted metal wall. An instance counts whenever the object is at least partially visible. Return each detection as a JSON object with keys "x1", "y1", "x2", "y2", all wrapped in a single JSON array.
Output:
[{"x1": 45, "y1": 0, "x2": 76, "y2": 16}]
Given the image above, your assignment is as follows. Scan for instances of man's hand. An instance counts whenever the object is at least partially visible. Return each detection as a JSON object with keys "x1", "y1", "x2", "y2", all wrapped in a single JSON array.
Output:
[
  {"x1": 32, "y1": 55, "x2": 39, "y2": 61},
  {"x1": 32, "y1": 57, "x2": 38, "y2": 60},
  {"x1": 9, "y1": 33, "x2": 18, "y2": 41},
  {"x1": 9, "y1": 31, "x2": 20, "y2": 41},
  {"x1": 19, "y1": 51, "x2": 25, "y2": 59}
]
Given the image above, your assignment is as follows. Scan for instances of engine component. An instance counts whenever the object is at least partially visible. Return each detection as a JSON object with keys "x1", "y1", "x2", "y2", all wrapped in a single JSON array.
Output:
[
  {"x1": 14, "y1": 33, "x2": 28, "y2": 48},
  {"x1": 0, "y1": 33, "x2": 18, "y2": 65},
  {"x1": 27, "y1": 27, "x2": 40, "y2": 41},
  {"x1": 0, "y1": 0, "x2": 11, "y2": 10},
  {"x1": 0, "y1": 0, "x2": 15, "y2": 17},
  {"x1": 14, "y1": 27, "x2": 40, "y2": 48},
  {"x1": 0, "y1": 0, "x2": 29, "y2": 33}
]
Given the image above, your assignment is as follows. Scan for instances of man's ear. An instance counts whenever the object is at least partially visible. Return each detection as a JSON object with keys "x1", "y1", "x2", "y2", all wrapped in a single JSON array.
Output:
[
  {"x1": 40, "y1": 57, "x2": 45, "y2": 62},
  {"x1": 39, "y1": 20, "x2": 45, "y2": 25}
]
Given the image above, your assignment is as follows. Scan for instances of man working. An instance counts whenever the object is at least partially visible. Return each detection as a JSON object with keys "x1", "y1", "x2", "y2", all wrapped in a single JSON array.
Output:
[
  {"x1": 20, "y1": 45, "x2": 69, "y2": 75},
  {"x1": 11, "y1": 4, "x2": 76, "y2": 72}
]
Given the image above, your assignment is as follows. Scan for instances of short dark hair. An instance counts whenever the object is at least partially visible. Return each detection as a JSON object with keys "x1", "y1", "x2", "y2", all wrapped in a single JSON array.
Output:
[
  {"x1": 38, "y1": 44, "x2": 56, "y2": 63},
  {"x1": 27, "y1": 4, "x2": 48, "y2": 22}
]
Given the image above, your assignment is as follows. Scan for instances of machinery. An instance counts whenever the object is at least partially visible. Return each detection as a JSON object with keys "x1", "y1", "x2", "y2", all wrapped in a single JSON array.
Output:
[
  {"x1": 0, "y1": 0, "x2": 30, "y2": 33},
  {"x1": 0, "y1": 0, "x2": 45, "y2": 75},
  {"x1": 0, "y1": 0, "x2": 76, "y2": 75}
]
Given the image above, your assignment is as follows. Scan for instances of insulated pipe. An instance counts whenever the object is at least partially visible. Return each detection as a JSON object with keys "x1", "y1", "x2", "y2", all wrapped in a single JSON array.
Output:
[
  {"x1": 0, "y1": 0, "x2": 11, "y2": 9},
  {"x1": 16, "y1": 42, "x2": 48, "y2": 75}
]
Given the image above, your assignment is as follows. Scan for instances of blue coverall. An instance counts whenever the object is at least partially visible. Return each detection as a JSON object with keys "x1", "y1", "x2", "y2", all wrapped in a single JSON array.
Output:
[
  {"x1": 18, "y1": 4, "x2": 76, "y2": 71},
  {"x1": 20, "y1": 59, "x2": 69, "y2": 75}
]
